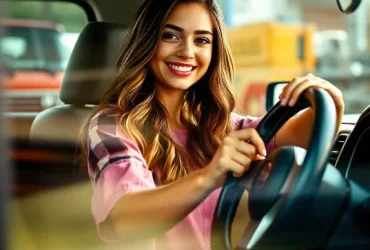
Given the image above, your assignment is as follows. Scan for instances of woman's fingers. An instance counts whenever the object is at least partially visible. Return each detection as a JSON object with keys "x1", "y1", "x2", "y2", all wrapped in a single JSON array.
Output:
[
  {"x1": 234, "y1": 139, "x2": 262, "y2": 159},
  {"x1": 281, "y1": 73, "x2": 318, "y2": 106},
  {"x1": 231, "y1": 149, "x2": 252, "y2": 168},
  {"x1": 229, "y1": 129, "x2": 266, "y2": 156},
  {"x1": 206, "y1": 128, "x2": 268, "y2": 188},
  {"x1": 288, "y1": 79, "x2": 325, "y2": 106},
  {"x1": 217, "y1": 153, "x2": 246, "y2": 177},
  {"x1": 228, "y1": 161, "x2": 246, "y2": 178},
  {"x1": 279, "y1": 73, "x2": 343, "y2": 108},
  {"x1": 281, "y1": 77, "x2": 302, "y2": 106},
  {"x1": 217, "y1": 129, "x2": 266, "y2": 177}
]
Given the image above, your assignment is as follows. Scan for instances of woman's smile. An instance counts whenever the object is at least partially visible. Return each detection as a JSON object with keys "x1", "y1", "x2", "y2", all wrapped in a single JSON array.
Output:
[{"x1": 165, "y1": 62, "x2": 197, "y2": 77}]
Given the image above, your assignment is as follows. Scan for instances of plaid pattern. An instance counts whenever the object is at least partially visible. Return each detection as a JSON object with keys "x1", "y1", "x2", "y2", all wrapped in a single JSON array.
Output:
[{"x1": 87, "y1": 111, "x2": 147, "y2": 184}]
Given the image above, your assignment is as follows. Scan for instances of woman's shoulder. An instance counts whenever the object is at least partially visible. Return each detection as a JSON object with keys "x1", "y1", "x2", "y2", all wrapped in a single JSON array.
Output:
[
  {"x1": 88, "y1": 108, "x2": 119, "y2": 131},
  {"x1": 231, "y1": 111, "x2": 263, "y2": 130},
  {"x1": 87, "y1": 108, "x2": 144, "y2": 160},
  {"x1": 87, "y1": 108, "x2": 137, "y2": 146}
]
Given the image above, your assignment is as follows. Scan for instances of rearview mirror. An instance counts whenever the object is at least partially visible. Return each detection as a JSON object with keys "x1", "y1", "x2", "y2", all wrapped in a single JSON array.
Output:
[
  {"x1": 265, "y1": 81, "x2": 288, "y2": 111},
  {"x1": 336, "y1": 0, "x2": 362, "y2": 14}
]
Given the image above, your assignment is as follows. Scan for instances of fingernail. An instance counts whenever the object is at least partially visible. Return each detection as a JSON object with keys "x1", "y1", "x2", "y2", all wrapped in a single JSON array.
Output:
[
  {"x1": 281, "y1": 99, "x2": 286, "y2": 106},
  {"x1": 279, "y1": 94, "x2": 282, "y2": 99},
  {"x1": 262, "y1": 148, "x2": 267, "y2": 156},
  {"x1": 255, "y1": 154, "x2": 266, "y2": 160},
  {"x1": 289, "y1": 99, "x2": 295, "y2": 106}
]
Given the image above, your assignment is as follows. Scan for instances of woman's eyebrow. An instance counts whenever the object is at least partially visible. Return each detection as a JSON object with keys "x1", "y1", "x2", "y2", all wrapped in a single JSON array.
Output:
[{"x1": 165, "y1": 24, "x2": 213, "y2": 36}]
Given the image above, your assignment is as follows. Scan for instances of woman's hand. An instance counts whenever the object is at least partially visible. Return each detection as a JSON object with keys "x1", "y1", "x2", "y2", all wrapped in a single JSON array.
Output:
[
  {"x1": 280, "y1": 73, "x2": 345, "y2": 113},
  {"x1": 274, "y1": 73, "x2": 345, "y2": 148},
  {"x1": 202, "y1": 128, "x2": 266, "y2": 190}
]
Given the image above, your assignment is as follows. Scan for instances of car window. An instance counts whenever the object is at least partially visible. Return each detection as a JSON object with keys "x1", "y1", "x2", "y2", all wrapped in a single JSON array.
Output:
[
  {"x1": 1, "y1": 1, "x2": 87, "y2": 113},
  {"x1": 1, "y1": 34, "x2": 30, "y2": 60},
  {"x1": 218, "y1": 0, "x2": 369, "y2": 116},
  {"x1": 2, "y1": 26, "x2": 65, "y2": 71}
]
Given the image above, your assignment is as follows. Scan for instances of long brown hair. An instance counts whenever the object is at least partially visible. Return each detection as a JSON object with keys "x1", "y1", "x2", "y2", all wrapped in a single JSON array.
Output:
[{"x1": 81, "y1": 0, "x2": 235, "y2": 184}]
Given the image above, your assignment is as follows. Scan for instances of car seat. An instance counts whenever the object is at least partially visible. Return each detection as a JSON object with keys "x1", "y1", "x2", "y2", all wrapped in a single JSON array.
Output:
[{"x1": 30, "y1": 22, "x2": 126, "y2": 143}]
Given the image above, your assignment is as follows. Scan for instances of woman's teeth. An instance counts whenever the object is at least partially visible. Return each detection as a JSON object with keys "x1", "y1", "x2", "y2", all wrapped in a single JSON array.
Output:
[{"x1": 168, "y1": 64, "x2": 192, "y2": 72}]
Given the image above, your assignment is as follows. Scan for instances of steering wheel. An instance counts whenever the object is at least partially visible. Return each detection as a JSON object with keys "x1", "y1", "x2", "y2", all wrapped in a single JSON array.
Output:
[{"x1": 211, "y1": 88, "x2": 337, "y2": 250}]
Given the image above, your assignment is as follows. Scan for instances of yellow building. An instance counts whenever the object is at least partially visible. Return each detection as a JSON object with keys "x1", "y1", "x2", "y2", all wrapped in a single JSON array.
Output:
[{"x1": 228, "y1": 22, "x2": 316, "y2": 116}]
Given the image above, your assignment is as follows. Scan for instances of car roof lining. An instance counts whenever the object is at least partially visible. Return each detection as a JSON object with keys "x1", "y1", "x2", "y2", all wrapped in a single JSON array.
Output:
[{"x1": 0, "y1": 0, "x2": 145, "y2": 27}]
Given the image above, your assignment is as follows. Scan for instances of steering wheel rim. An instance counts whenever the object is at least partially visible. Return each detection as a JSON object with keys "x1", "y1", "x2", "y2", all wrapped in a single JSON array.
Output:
[{"x1": 211, "y1": 88, "x2": 337, "y2": 250}]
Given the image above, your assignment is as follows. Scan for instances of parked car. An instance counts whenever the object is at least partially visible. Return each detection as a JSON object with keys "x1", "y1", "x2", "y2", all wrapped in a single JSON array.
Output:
[{"x1": 1, "y1": 18, "x2": 67, "y2": 112}]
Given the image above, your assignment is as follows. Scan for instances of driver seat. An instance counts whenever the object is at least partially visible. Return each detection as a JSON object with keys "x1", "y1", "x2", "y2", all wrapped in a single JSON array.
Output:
[{"x1": 30, "y1": 22, "x2": 126, "y2": 143}]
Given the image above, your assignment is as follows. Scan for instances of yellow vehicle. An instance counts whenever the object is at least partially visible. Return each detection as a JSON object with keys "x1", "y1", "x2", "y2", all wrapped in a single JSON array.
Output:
[{"x1": 228, "y1": 22, "x2": 316, "y2": 116}]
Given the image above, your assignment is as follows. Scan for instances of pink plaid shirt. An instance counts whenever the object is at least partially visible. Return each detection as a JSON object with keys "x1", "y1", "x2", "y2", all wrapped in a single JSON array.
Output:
[{"x1": 87, "y1": 111, "x2": 275, "y2": 250}]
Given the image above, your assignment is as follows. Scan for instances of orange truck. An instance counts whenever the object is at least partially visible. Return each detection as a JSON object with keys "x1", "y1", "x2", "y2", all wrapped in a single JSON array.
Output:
[
  {"x1": 1, "y1": 18, "x2": 68, "y2": 112},
  {"x1": 227, "y1": 22, "x2": 316, "y2": 116}
]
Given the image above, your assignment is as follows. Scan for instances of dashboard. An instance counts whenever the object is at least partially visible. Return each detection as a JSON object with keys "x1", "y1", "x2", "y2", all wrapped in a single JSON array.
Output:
[{"x1": 335, "y1": 106, "x2": 370, "y2": 190}]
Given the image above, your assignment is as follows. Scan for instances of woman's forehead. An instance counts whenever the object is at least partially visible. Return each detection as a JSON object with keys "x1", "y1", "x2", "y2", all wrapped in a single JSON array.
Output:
[{"x1": 165, "y1": 3, "x2": 214, "y2": 31}]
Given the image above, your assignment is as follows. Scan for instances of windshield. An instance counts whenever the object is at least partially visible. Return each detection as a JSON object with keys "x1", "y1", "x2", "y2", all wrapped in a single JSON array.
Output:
[
  {"x1": 1, "y1": 26, "x2": 67, "y2": 72},
  {"x1": 217, "y1": 0, "x2": 370, "y2": 116}
]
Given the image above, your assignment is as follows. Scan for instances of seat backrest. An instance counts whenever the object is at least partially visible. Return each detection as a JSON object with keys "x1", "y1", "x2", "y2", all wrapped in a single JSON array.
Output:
[{"x1": 30, "y1": 22, "x2": 126, "y2": 143}]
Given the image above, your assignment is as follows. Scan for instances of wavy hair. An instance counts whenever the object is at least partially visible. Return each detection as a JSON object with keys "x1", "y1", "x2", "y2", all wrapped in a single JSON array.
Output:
[{"x1": 81, "y1": 0, "x2": 235, "y2": 184}]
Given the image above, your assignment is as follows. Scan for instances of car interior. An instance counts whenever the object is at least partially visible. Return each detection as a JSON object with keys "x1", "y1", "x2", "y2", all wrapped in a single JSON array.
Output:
[{"x1": 1, "y1": 0, "x2": 370, "y2": 249}]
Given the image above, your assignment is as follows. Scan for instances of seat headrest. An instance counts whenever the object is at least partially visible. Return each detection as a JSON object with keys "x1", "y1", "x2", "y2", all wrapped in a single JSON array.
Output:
[{"x1": 60, "y1": 22, "x2": 126, "y2": 105}]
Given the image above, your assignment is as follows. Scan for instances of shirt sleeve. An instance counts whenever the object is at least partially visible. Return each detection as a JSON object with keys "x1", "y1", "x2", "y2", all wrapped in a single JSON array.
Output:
[
  {"x1": 231, "y1": 112, "x2": 276, "y2": 153},
  {"x1": 87, "y1": 111, "x2": 156, "y2": 241}
]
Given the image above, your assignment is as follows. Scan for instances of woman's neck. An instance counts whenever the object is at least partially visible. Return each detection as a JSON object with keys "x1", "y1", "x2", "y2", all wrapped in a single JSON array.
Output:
[
  {"x1": 166, "y1": 99, "x2": 186, "y2": 130},
  {"x1": 156, "y1": 87, "x2": 187, "y2": 130}
]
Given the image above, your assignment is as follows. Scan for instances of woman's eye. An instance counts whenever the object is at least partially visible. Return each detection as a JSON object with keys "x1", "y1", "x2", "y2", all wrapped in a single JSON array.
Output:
[
  {"x1": 162, "y1": 33, "x2": 178, "y2": 41},
  {"x1": 195, "y1": 38, "x2": 211, "y2": 44}
]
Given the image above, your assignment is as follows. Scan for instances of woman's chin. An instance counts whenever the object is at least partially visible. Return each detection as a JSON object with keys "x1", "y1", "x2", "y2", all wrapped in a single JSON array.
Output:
[{"x1": 164, "y1": 80, "x2": 196, "y2": 91}]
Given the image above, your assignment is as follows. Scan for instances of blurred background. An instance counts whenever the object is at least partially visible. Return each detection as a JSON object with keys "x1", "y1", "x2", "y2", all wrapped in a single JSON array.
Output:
[
  {"x1": 2, "y1": 0, "x2": 370, "y2": 117},
  {"x1": 1, "y1": 2, "x2": 85, "y2": 114},
  {"x1": 217, "y1": 0, "x2": 370, "y2": 117},
  {"x1": 1, "y1": 0, "x2": 370, "y2": 250}
]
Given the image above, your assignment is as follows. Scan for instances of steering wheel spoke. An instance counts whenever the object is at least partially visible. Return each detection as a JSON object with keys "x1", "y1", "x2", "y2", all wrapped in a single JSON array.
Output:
[{"x1": 241, "y1": 195, "x2": 286, "y2": 249}]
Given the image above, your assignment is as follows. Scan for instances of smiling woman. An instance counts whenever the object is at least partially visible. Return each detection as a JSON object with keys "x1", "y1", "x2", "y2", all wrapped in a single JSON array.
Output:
[
  {"x1": 150, "y1": 3, "x2": 214, "y2": 127},
  {"x1": 80, "y1": 1, "x2": 242, "y2": 248},
  {"x1": 79, "y1": 0, "x2": 343, "y2": 249}
]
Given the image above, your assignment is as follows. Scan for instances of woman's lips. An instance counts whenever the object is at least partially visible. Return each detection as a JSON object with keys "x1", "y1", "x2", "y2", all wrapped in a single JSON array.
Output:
[{"x1": 166, "y1": 63, "x2": 196, "y2": 77}]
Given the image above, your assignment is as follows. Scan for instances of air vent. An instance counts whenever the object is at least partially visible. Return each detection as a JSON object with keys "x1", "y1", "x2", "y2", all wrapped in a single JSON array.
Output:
[{"x1": 329, "y1": 133, "x2": 349, "y2": 166}]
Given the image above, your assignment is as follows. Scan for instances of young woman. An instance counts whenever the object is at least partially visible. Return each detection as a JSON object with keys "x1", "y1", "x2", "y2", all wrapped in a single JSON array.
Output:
[{"x1": 82, "y1": 0, "x2": 344, "y2": 249}]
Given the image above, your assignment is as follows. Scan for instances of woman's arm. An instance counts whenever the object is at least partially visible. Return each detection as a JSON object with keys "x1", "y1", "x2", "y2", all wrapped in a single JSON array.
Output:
[
  {"x1": 110, "y1": 167, "x2": 212, "y2": 242},
  {"x1": 275, "y1": 108, "x2": 313, "y2": 149},
  {"x1": 109, "y1": 128, "x2": 266, "y2": 242},
  {"x1": 89, "y1": 115, "x2": 265, "y2": 244},
  {"x1": 87, "y1": 114, "x2": 214, "y2": 243},
  {"x1": 274, "y1": 74, "x2": 344, "y2": 149}
]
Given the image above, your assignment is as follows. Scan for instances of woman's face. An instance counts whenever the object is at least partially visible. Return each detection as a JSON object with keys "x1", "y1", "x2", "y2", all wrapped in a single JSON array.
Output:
[{"x1": 150, "y1": 3, "x2": 214, "y2": 93}]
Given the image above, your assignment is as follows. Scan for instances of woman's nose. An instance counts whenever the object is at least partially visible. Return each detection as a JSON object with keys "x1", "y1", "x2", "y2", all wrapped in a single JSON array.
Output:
[{"x1": 176, "y1": 40, "x2": 195, "y2": 59}]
